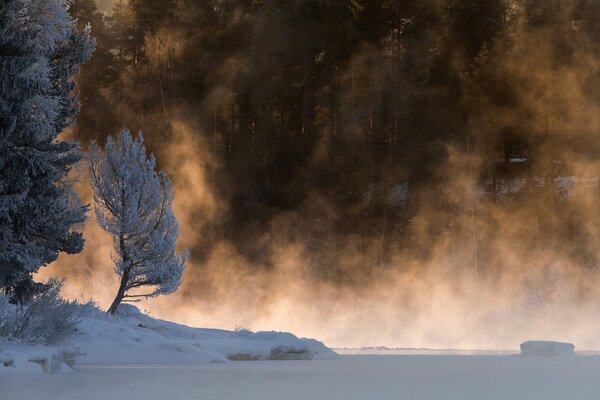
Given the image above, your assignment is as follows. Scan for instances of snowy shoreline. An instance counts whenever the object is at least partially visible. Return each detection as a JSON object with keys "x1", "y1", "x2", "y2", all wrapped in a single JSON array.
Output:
[{"x1": 0, "y1": 305, "x2": 337, "y2": 374}]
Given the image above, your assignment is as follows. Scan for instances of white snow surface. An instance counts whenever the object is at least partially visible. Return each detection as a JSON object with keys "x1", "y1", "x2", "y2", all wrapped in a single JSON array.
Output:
[
  {"x1": 4, "y1": 355, "x2": 600, "y2": 400},
  {"x1": 0, "y1": 305, "x2": 336, "y2": 373},
  {"x1": 0, "y1": 344, "x2": 77, "y2": 375}
]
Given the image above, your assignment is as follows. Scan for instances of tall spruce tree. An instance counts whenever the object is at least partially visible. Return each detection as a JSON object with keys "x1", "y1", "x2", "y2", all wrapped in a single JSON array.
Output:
[{"x1": 0, "y1": 0, "x2": 95, "y2": 302}]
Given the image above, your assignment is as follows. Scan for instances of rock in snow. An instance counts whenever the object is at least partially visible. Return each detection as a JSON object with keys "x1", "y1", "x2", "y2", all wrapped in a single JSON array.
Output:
[
  {"x1": 520, "y1": 341, "x2": 575, "y2": 357},
  {"x1": 0, "y1": 345, "x2": 78, "y2": 375},
  {"x1": 1, "y1": 305, "x2": 337, "y2": 373}
]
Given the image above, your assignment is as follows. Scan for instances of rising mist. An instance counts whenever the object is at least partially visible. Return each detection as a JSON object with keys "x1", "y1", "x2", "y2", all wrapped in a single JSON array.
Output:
[{"x1": 38, "y1": 0, "x2": 600, "y2": 349}]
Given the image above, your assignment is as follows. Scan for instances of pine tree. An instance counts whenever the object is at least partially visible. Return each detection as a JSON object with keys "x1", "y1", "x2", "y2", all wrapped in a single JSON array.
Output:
[
  {"x1": 0, "y1": 0, "x2": 95, "y2": 302},
  {"x1": 88, "y1": 130, "x2": 187, "y2": 314}
]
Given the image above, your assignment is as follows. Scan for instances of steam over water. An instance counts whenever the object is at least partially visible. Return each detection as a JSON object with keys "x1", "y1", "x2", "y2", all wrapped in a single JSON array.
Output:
[{"x1": 40, "y1": 0, "x2": 600, "y2": 348}]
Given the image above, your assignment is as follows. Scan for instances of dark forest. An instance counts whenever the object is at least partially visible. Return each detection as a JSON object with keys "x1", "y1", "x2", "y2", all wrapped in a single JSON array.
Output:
[{"x1": 52, "y1": 1, "x2": 600, "y2": 345}]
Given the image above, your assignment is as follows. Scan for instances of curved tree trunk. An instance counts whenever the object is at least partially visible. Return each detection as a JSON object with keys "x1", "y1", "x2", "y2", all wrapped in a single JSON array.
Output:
[
  {"x1": 108, "y1": 230, "x2": 130, "y2": 314},
  {"x1": 108, "y1": 268, "x2": 130, "y2": 314}
]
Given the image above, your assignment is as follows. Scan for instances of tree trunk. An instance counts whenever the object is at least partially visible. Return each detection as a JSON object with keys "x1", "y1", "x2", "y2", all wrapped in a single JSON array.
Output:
[
  {"x1": 108, "y1": 220, "x2": 130, "y2": 314},
  {"x1": 467, "y1": 129, "x2": 479, "y2": 279},
  {"x1": 108, "y1": 267, "x2": 130, "y2": 314}
]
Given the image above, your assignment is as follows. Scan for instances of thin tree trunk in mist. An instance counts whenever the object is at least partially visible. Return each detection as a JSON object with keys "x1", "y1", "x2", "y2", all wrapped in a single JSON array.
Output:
[
  {"x1": 158, "y1": 73, "x2": 167, "y2": 122},
  {"x1": 369, "y1": 82, "x2": 374, "y2": 143},
  {"x1": 351, "y1": 69, "x2": 356, "y2": 159},
  {"x1": 368, "y1": 79, "x2": 377, "y2": 191},
  {"x1": 379, "y1": 185, "x2": 389, "y2": 267},
  {"x1": 545, "y1": 109, "x2": 555, "y2": 244},
  {"x1": 263, "y1": 105, "x2": 271, "y2": 204},
  {"x1": 546, "y1": 173, "x2": 554, "y2": 243},
  {"x1": 279, "y1": 101, "x2": 283, "y2": 137},
  {"x1": 302, "y1": 43, "x2": 308, "y2": 138},
  {"x1": 533, "y1": 199, "x2": 542, "y2": 258},
  {"x1": 212, "y1": 109, "x2": 218, "y2": 194},
  {"x1": 334, "y1": 67, "x2": 339, "y2": 144},
  {"x1": 393, "y1": 4, "x2": 400, "y2": 157},
  {"x1": 467, "y1": 130, "x2": 479, "y2": 279}
]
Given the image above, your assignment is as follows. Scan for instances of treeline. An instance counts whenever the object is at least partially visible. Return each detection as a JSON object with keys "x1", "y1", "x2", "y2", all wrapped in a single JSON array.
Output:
[{"x1": 71, "y1": 0, "x2": 600, "y2": 282}]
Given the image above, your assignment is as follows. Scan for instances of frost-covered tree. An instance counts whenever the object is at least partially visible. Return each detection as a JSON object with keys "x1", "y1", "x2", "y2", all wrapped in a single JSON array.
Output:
[
  {"x1": 88, "y1": 130, "x2": 187, "y2": 314},
  {"x1": 0, "y1": 0, "x2": 95, "y2": 302}
]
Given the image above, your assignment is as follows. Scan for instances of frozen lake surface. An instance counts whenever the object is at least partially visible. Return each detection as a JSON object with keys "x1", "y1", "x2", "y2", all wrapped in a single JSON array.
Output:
[{"x1": 3, "y1": 355, "x2": 600, "y2": 400}]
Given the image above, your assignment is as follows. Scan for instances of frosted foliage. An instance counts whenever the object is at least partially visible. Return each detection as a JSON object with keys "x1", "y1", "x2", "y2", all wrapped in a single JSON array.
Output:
[
  {"x1": 89, "y1": 130, "x2": 187, "y2": 303},
  {"x1": 0, "y1": 279, "x2": 80, "y2": 345},
  {"x1": 0, "y1": 0, "x2": 95, "y2": 292}
]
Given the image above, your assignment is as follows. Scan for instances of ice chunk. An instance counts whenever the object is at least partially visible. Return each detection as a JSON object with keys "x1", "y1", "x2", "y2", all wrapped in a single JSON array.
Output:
[{"x1": 520, "y1": 340, "x2": 575, "y2": 357}]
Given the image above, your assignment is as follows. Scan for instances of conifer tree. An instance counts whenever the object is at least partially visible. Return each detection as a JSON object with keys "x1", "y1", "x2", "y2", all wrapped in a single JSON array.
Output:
[
  {"x1": 88, "y1": 130, "x2": 187, "y2": 314},
  {"x1": 0, "y1": 0, "x2": 95, "y2": 302}
]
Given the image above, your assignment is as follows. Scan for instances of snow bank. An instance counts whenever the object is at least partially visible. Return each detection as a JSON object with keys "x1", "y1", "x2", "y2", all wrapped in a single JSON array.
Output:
[
  {"x1": 1, "y1": 305, "x2": 336, "y2": 373},
  {"x1": 76, "y1": 305, "x2": 336, "y2": 364},
  {"x1": 520, "y1": 341, "x2": 575, "y2": 357},
  {"x1": 0, "y1": 343, "x2": 79, "y2": 374}
]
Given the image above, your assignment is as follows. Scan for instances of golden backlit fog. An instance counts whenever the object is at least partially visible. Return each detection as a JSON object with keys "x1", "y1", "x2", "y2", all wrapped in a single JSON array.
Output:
[{"x1": 38, "y1": 0, "x2": 600, "y2": 349}]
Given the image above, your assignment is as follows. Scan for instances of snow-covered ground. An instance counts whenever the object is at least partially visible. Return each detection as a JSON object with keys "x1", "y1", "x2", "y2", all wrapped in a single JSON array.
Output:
[
  {"x1": 4, "y1": 309, "x2": 599, "y2": 399},
  {"x1": 0, "y1": 305, "x2": 335, "y2": 373},
  {"x1": 3, "y1": 355, "x2": 600, "y2": 400}
]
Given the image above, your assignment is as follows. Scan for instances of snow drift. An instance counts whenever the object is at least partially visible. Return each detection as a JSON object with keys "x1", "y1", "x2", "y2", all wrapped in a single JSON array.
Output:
[{"x1": 0, "y1": 304, "x2": 336, "y2": 373}]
